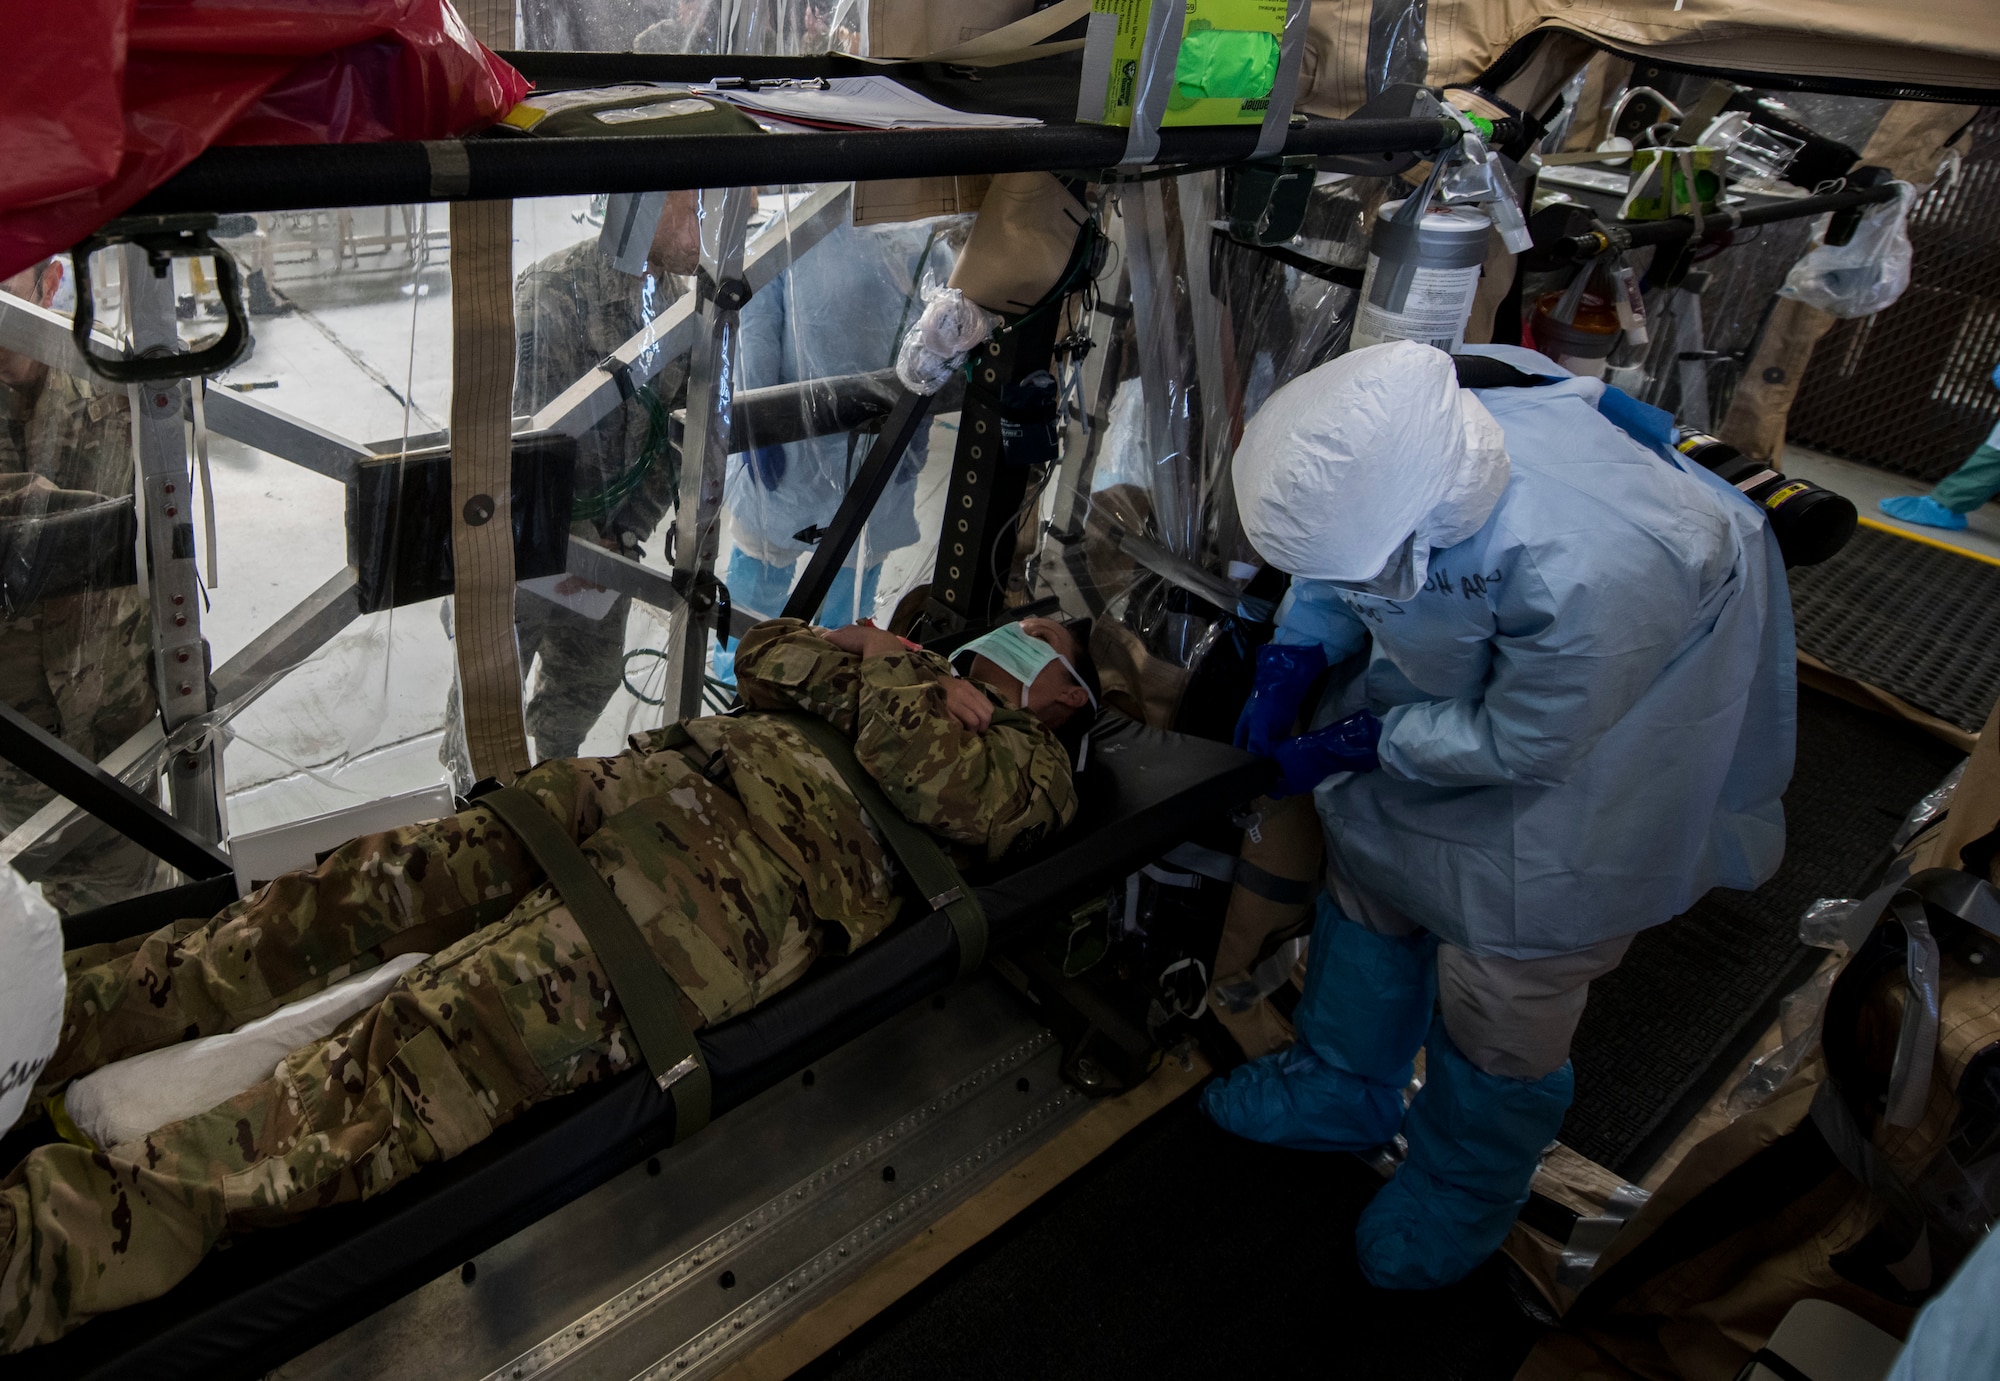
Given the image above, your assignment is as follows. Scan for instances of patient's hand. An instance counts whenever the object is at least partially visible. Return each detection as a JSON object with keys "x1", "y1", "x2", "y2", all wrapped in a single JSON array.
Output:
[
  {"x1": 820, "y1": 622, "x2": 906, "y2": 659},
  {"x1": 939, "y1": 676, "x2": 994, "y2": 734}
]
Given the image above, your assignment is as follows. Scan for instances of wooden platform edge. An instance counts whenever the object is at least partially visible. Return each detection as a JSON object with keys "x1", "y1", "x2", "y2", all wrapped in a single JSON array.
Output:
[
  {"x1": 715, "y1": 1049, "x2": 1213, "y2": 1381},
  {"x1": 1795, "y1": 649, "x2": 1978, "y2": 754}
]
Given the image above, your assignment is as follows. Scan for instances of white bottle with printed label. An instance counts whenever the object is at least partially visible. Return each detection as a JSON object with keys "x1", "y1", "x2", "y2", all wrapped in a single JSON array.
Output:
[{"x1": 1350, "y1": 201, "x2": 1491, "y2": 353}]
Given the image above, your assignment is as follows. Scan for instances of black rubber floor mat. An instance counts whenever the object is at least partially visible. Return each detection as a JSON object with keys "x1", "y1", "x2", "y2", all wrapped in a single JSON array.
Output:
[
  {"x1": 794, "y1": 693, "x2": 1959, "y2": 1377},
  {"x1": 1562, "y1": 689, "x2": 1963, "y2": 1177},
  {"x1": 799, "y1": 1092, "x2": 1543, "y2": 1381},
  {"x1": 1789, "y1": 523, "x2": 2000, "y2": 733}
]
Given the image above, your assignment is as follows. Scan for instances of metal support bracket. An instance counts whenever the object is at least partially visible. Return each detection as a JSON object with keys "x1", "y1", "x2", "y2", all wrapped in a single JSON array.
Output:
[
  {"x1": 780, "y1": 388, "x2": 936, "y2": 624},
  {"x1": 122, "y1": 243, "x2": 227, "y2": 845},
  {"x1": 925, "y1": 305, "x2": 1064, "y2": 633},
  {"x1": 0, "y1": 701, "x2": 232, "y2": 881}
]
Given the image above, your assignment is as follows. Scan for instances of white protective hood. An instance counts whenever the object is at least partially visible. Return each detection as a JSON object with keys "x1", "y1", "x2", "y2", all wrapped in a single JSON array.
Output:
[
  {"x1": 1, "y1": 866, "x2": 66, "y2": 1135},
  {"x1": 1232, "y1": 341, "x2": 1510, "y2": 589}
]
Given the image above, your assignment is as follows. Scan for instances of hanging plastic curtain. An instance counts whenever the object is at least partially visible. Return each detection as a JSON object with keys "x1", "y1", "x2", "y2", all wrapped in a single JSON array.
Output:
[{"x1": 1044, "y1": 167, "x2": 1390, "y2": 732}]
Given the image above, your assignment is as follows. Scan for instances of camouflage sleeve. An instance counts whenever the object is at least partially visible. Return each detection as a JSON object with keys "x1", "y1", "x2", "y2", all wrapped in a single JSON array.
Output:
[
  {"x1": 513, "y1": 267, "x2": 578, "y2": 417},
  {"x1": 732, "y1": 619, "x2": 1074, "y2": 860},
  {"x1": 733, "y1": 618, "x2": 945, "y2": 734},
  {"x1": 850, "y1": 671, "x2": 1076, "y2": 863}
]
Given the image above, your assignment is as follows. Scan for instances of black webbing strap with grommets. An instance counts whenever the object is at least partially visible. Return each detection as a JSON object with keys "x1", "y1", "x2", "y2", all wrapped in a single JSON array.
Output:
[
  {"x1": 769, "y1": 711, "x2": 989, "y2": 979},
  {"x1": 479, "y1": 785, "x2": 711, "y2": 1139}
]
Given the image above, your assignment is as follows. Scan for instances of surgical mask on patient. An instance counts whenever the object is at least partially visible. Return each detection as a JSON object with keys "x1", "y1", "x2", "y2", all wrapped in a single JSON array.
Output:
[{"x1": 956, "y1": 622, "x2": 1095, "y2": 708}]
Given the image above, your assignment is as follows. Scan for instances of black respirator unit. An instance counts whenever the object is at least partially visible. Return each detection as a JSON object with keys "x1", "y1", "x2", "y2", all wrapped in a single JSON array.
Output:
[{"x1": 1673, "y1": 431, "x2": 1857, "y2": 568}]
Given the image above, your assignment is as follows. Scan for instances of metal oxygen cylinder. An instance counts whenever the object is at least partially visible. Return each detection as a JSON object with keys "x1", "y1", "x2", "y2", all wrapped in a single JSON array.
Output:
[
  {"x1": 1350, "y1": 199, "x2": 1492, "y2": 353},
  {"x1": 1675, "y1": 431, "x2": 1858, "y2": 567}
]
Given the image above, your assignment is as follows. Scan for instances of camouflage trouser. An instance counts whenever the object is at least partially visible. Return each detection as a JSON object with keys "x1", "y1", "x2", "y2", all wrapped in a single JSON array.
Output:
[
  {"x1": 2, "y1": 739, "x2": 818, "y2": 1351},
  {"x1": 0, "y1": 587, "x2": 167, "y2": 914}
]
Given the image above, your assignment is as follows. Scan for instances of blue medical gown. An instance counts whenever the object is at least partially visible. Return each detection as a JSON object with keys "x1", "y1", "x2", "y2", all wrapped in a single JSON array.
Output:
[
  {"x1": 727, "y1": 220, "x2": 954, "y2": 567},
  {"x1": 1274, "y1": 346, "x2": 1796, "y2": 958}
]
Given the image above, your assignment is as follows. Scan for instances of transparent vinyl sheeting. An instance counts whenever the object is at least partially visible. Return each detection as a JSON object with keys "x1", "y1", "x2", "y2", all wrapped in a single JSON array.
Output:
[{"x1": 0, "y1": 12, "x2": 1914, "y2": 914}]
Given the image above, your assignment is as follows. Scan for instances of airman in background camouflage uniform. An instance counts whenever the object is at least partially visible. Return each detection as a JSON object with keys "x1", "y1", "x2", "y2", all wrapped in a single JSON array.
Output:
[
  {"x1": 444, "y1": 231, "x2": 693, "y2": 784},
  {"x1": 0, "y1": 336, "x2": 166, "y2": 914},
  {"x1": 1, "y1": 618, "x2": 1076, "y2": 1350}
]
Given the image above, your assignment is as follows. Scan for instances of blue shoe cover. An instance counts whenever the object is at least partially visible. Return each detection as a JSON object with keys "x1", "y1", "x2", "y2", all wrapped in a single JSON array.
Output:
[
  {"x1": 819, "y1": 561, "x2": 885, "y2": 626},
  {"x1": 1200, "y1": 1044, "x2": 1408, "y2": 1151},
  {"x1": 1355, "y1": 1020, "x2": 1573, "y2": 1290},
  {"x1": 726, "y1": 548, "x2": 799, "y2": 620},
  {"x1": 1201, "y1": 898, "x2": 1436, "y2": 1152},
  {"x1": 1879, "y1": 494, "x2": 1969, "y2": 531}
]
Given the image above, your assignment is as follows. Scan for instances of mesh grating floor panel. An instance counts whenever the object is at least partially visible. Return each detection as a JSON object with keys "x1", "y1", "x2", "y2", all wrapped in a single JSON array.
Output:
[
  {"x1": 1788, "y1": 523, "x2": 2000, "y2": 733},
  {"x1": 1789, "y1": 108, "x2": 2000, "y2": 481}
]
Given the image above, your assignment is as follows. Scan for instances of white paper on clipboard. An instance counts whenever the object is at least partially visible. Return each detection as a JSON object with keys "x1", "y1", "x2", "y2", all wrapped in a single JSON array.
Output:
[{"x1": 520, "y1": 573, "x2": 622, "y2": 621}]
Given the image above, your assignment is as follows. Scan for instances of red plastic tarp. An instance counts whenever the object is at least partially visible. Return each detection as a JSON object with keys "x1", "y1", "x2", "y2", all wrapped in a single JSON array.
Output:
[{"x1": 2, "y1": 0, "x2": 529, "y2": 280}]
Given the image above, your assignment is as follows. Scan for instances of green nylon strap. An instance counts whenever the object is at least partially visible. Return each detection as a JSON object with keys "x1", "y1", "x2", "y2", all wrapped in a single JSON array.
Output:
[
  {"x1": 481, "y1": 785, "x2": 711, "y2": 1139},
  {"x1": 768, "y1": 712, "x2": 989, "y2": 979}
]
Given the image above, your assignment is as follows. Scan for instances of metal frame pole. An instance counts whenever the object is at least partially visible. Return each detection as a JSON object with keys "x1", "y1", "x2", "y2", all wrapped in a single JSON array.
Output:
[{"x1": 121, "y1": 243, "x2": 227, "y2": 845}]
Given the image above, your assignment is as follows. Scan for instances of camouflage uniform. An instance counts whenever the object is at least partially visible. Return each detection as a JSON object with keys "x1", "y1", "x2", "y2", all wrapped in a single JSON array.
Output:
[
  {"x1": 445, "y1": 240, "x2": 692, "y2": 781},
  {"x1": 1, "y1": 619, "x2": 1075, "y2": 1350},
  {"x1": 0, "y1": 370, "x2": 164, "y2": 913}
]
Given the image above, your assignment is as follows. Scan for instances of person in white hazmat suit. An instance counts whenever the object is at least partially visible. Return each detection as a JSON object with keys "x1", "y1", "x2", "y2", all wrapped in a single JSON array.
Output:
[
  {"x1": 1206, "y1": 340, "x2": 1795, "y2": 1289},
  {"x1": 723, "y1": 220, "x2": 953, "y2": 633},
  {"x1": 0, "y1": 867, "x2": 65, "y2": 1141}
]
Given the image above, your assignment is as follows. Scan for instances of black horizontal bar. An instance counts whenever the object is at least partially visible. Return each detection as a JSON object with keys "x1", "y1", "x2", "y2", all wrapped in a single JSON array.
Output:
[
  {"x1": 0, "y1": 702, "x2": 233, "y2": 881},
  {"x1": 1214, "y1": 232, "x2": 1367, "y2": 288},
  {"x1": 127, "y1": 117, "x2": 1459, "y2": 218},
  {"x1": 1548, "y1": 182, "x2": 1900, "y2": 260},
  {"x1": 668, "y1": 366, "x2": 966, "y2": 451}
]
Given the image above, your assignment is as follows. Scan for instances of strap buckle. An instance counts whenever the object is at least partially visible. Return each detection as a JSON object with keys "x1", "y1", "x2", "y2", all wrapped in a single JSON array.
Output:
[
  {"x1": 656, "y1": 1052, "x2": 701, "y2": 1092},
  {"x1": 928, "y1": 886, "x2": 965, "y2": 911}
]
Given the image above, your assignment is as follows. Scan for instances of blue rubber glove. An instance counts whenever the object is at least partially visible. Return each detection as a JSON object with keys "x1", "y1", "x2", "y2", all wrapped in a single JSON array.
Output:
[
  {"x1": 1272, "y1": 709, "x2": 1382, "y2": 797},
  {"x1": 749, "y1": 444, "x2": 787, "y2": 491},
  {"x1": 1234, "y1": 643, "x2": 1327, "y2": 757}
]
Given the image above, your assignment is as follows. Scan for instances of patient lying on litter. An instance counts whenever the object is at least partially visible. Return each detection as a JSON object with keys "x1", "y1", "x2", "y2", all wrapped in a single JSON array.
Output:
[{"x1": 0, "y1": 615, "x2": 1095, "y2": 1351}]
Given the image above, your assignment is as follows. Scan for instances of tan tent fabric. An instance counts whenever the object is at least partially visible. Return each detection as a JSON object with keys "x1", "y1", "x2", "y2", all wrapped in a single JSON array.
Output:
[
  {"x1": 948, "y1": 171, "x2": 1087, "y2": 314},
  {"x1": 1298, "y1": 0, "x2": 2000, "y2": 117},
  {"x1": 1560, "y1": 51, "x2": 1638, "y2": 154},
  {"x1": 1718, "y1": 297, "x2": 1835, "y2": 463},
  {"x1": 864, "y1": 0, "x2": 1040, "y2": 60},
  {"x1": 853, "y1": 175, "x2": 990, "y2": 227},
  {"x1": 445, "y1": 0, "x2": 531, "y2": 785}
]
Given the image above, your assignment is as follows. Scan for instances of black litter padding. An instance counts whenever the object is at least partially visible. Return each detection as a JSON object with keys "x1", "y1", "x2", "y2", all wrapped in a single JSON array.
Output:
[
  {"x1": 16, "y1": 714, "x2": 1268, "y2": 1381},
  {"x1": 61, "y1": 874, "x2": 242, "y2": 949},
  {"x1": 1789, "y1": 523, "x2": 2000, "y2": 733}
]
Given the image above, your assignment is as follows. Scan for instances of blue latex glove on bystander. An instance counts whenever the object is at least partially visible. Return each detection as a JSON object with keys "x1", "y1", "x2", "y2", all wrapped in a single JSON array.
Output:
[{"x1": 748, "y1": 444, "x2": 787, "y2": 491}]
